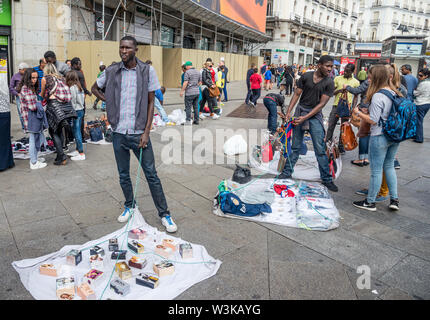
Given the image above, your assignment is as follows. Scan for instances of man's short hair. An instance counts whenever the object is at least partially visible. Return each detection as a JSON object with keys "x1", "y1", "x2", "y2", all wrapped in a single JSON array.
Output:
[
  {"x1": 206, "y1": 58, "x2": 213, "y2": 62},
  {"x1": 120, "y1": 36, "x2": 137, "y2": 47},
  {"x1": 44, "y1": 51, "x2": 56, "y2": 59},
  {"x1": 160, "y1": 86, "x2": 166, "y2": 94},
  {"x1": 39, "y1": 58, "x2": 45, "y2": 65},
  {"x1": 345, "y1": 63, "x2": 355, "y2": 72},
  {"x1": 318, "y1": 55, "x2": 334, "y2": 65},
  {"x1": 401, "y1": 64, "x2": 412, "y2": 71},
  {"x1": 71, "y1": 57, "x2": 80, "y2": 66}
]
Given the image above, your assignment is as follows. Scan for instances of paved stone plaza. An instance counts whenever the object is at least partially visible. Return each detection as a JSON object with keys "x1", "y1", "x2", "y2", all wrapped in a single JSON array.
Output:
[{"x1": 1, "y1": 81, "x2": 429, "y2": 300}]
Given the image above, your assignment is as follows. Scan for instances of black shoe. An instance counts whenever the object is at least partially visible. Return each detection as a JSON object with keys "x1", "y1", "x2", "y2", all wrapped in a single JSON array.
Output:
[
  {"x1": 394, "y1": 159, "x2": 400, "y2": 169},
  {"x1": 222, "y1": 99, "x2": 228, "y2": 102},
  {"x1": 339, "y1": 146, "x2": 346, "y2": 155},
  {"x1": 351, "y1": 160, "x2": 364, "y2": 167},
  {"x1": 54, "y1": 155, "x2": 67, "y2": 166},
  {"x1": 277, "y1": 173, "x2": 292, "y2": 180},
  {"x1": 413, "y1": 140, "x2": 423, "y2": 143},
  {"x1": 322, "y1": 181, "x2": 338, "y2": 192},
  {"x1": 193, "y1": 120, "x2": 199, "y2": 125},
  {"x1": 353, "y1": 199, "x2": 376, "y2": 211},
  {"x1": 389, "y1": 199, "x2": 399, "y2": 211}
]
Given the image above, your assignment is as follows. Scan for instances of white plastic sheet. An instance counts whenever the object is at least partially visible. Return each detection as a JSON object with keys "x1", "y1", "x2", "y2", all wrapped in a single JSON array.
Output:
[
  {"x1": 168, "y1": 109, "x2": 186, "y2": 125},
  {"x1": 223, "y1": 135, "x2": 248, "y2": 156},
  {"x1": 12, "y1": 209, "x2": 221, "y2": 300}
]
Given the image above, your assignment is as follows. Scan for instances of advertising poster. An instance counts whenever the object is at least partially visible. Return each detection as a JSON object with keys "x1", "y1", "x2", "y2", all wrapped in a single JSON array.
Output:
[
  {"x1": 0, "y1": 0, "x2": 11, "y2": 26},
  {"x1": 0, "y1": 36, "x2": 9, "y2": 109},
  {"x1": 340, "y1": 57, "x2": 356, "y2": 75},
  {"x1": 193, "y1": 0, "x2": 267, "y2": 33},
  {"x1": 395, "y1": 43, "x2": 423, "y2": 56}
]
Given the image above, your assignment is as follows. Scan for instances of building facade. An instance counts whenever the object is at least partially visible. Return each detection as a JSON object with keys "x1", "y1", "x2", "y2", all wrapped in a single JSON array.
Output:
[
  {"x1": 262, "y1": 0, "x2": 358, "y2": 66},
  {"x1": 358, "y1": 0, "x2": 430, "y2": 44}
]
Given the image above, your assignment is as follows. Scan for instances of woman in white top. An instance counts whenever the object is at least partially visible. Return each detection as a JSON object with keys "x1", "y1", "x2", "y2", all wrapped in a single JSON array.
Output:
[
  {"x1": 413, "y1": 68, "x2": 430, "y2": 143},
  {"x1": 65, "y1": 71, "x2": 86, "y2": 161}
]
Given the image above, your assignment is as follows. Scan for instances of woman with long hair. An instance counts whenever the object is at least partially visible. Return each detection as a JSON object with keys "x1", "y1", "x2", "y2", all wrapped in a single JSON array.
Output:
[
  {"x1": 352, "y1": 65, "x2": 401, "y2": 211},
  {"x1": 41, "y1": 63, "x2": 74, "y2": 165},
  {"x1": 17, "y1": 68, "x2": 48, "y2": 169}
]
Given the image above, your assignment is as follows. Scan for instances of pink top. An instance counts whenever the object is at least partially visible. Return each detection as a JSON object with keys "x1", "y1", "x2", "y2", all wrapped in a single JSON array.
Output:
[{"x1": 250, "y1": 73, "x2": 262, "y2": 90}]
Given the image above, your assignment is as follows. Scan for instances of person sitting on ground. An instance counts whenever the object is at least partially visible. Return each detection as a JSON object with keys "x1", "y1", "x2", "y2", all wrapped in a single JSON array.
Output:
[
  {"x1": 93, "y1": 64, "x2": 106, "y2": 110},
  {"x1": 154, "y1": 86, "x2": 173, "y2": 126},
  {"x1": 263, "y1": 92, "x2": 285, "y2": 135}
]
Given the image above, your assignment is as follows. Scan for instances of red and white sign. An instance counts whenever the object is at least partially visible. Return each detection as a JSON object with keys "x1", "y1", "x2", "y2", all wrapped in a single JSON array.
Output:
[
  {"x1": 360, "y1": 53, "x2": 381, "y2": 58},
  {"x1": 340, "y1": 57, "x2": 357, "y2": 75}
]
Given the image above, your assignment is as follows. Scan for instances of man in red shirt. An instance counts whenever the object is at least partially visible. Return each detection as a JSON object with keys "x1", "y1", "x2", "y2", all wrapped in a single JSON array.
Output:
[{"x1": 249, "y1": 68, "x2": 262, "y2": 107}]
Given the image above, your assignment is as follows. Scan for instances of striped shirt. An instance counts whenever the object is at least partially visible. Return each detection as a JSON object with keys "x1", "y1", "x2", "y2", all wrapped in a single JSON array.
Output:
[
  {"x1": 183, "y1": 68, "x2": 202, "y2": 96},
  {"x1": 97, "y1": 62, "x2": 160, "y2": 134}
]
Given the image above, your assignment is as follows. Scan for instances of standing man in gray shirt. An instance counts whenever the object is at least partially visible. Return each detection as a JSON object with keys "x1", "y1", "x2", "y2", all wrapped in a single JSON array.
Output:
[
  {"x1": 180, "y1": 61, "x2": 202, "y2": 125},
  {"x1": 91, "y1": 36, "x2": 177, "y2": 233},
  {"x1": 43, "y1": 51, "x2": 71, "y2": 77}
]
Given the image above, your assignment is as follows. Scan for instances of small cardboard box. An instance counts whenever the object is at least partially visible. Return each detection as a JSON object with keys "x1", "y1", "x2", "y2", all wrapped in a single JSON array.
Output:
[
  {"x1": 56, "y1": 277, "x2": 75, "y2": 300},
  {"x1": 90, "y1": 246, "x2": 105, "y2": 257},
  {"x1": 109, "y1": 238, "x2": 119, "y2": 251},
  {"x1": 153, "y1": 261, "x2": 175, "y2": 277},
  {"x1": 128, "y1": 240, "x2": 144, "y2": 254},
  {"x1": 89, "y1": 254, "x2": 104, "y2": 270},
  {"x1": 179, "y1": 243, "x2": 193, "y2": 259},
  {"x1": 39, "y1": 264, "x2": 60, "y2": 277},
  {"x1": 111, "y1": 250, "x2": 127, "y2": 260},
  {"x1": 136, "y1": 273, "x2": 159, "y2": 289},
  {"x1": 155, "y1": 244, "x2": 173, "y2": 259},
  {"x1": 128, "y1": 228, "x2": 147, "y2": 240},
  {"x1": 77, "y1": 282, "x2": 96, "y2": 300},
  {"x1": 83, "y1": 269, "x2": 104, "y2": 288},
  {"x1": 110, "y1": 277, "x2": 130, "y2": 296},
  {"x1": 115, "y1": 262, "x2": 132, "y2": 280},
  {"x1": 128, "y1": 256, "x2": 147, "y2": 269},
  {"x1": 66, "y1": 249, "x2": 82, "y2": 266},
  {"x1": 162, "y1": 239, "x2": 177, "y2": 251}
]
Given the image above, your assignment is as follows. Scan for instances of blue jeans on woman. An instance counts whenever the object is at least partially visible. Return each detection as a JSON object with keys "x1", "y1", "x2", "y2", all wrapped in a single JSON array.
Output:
[
  {"x1": 29, "y1": 132, "x2": 46, "y2": 164},
  {"x1": 263, "y1": 97, "x2": 278, "y2": 134},
  {"x1": 358, "y1": 135, "x2": 370, "y2": 160},
  {"x1": 415, "y1": 104, "x2": 430, "y2": 143},
  {"x1": 367, "y1": 134, "x2": 399, "y2": 203},
  {"x1": 73, "y1": 109, "x2": 84, "y2": 153}
]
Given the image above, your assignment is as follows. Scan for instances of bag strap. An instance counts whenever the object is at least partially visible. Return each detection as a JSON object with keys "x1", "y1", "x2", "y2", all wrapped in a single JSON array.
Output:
[{"x1": 377, "y1": 89, "x2": 395, "y2": 101}]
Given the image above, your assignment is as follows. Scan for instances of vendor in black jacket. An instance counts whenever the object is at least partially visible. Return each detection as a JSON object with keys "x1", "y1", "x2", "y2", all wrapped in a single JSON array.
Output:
[{"x1": 263, "y1": 93, "x2": 285, "y2": 134}]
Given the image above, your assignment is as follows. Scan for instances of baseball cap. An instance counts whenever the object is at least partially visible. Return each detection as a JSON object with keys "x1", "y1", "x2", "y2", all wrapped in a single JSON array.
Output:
[
  {"x1": 18, "y1": 62, "x2": 30, "y2": 70},
  {"x1": 184, "y1": 61, "x2": 192, "y2": 67}
]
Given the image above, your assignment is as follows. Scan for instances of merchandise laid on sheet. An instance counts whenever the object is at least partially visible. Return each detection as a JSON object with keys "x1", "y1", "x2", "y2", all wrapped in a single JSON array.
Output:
[
  {"x1": 12, "y1": 209, "x2": 221, "y2": 300},
  {"x1": 12, "y1": 136, "x2": 55, "y2": 160},
  {"x1": 213, "y1": 178, "x2": 339, "y2": 231}
]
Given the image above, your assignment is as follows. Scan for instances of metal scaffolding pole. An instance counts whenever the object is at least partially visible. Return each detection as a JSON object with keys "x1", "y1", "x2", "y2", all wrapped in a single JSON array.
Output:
[
  {"x1": 159, "y1": 1, "x2": 163, "y2": 46},
  {"x1": 180, "y1": 12, "x2": 184, "y2": 48},
  {"x1": 102, "y1": 0, "x2": 105, "y2": 40},
  {"x1": 214, "y1": 26, "x2": 217, "y2": 51},
  {"x1": 123, "y1": 0, "x2": 126, "y2": 37}
]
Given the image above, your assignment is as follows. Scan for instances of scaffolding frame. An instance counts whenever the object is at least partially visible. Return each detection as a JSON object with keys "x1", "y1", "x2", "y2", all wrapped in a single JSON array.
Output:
[{"x1": 69, "y1": 0, "x2": 267, "y2": 55}]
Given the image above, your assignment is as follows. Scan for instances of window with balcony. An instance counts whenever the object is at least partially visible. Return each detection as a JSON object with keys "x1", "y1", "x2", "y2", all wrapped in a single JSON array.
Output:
[
  {"x1": 290, "y1": 31, "x2": 297, "y2": 44},
  {"x1": 330, "y1": 39, "x2": 335, "y2": 52},
  {"x1": 300, "y1": 34, "x2": 307, "y2": 46},
  {"x1": 337, "y1": 41, "x2": 343, "y2": 53},
  {"x1": 322, "y1": 38, "x2": 328, "y2": 50}
]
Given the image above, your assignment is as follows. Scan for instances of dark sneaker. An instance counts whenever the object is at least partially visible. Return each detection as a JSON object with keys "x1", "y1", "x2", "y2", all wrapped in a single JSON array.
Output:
[
  {"x1": 394, "y1": 159, "x2": 400, "y2": 170},
  {"x1": 375, "y1": 195, "x2": 389, "y2": 202},
  {"x1": 389, "y1": 199, "x2": 399, "y2": 211},
  {"x1": 322, "y1": 181, "x2": 338, "y2": 192},
  {"x1": 356, "y1": 189, "x2": 368, "y2": 196},
  {"x1": 193, "y1": 120, "x2": 199, "y2": 125},
  {"x1": 353, "y1": 199, "x2": 376, "y2": 211},
  {"x1": 338, "y1": 146, "x2": 346, "y2": 155},
  {"x1": 277, "y1": 173, "x2": 292, "y2": 180}
]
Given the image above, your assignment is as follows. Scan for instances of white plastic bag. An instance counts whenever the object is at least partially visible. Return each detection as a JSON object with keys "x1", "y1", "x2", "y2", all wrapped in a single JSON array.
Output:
[
  {"x1": 153, "y1": 114, "x2": 165, "y2": 127},
  {"x1": 223, "y1": 135, "x2": 248, "y2": 156},
  {"x1": 168, "y1": 109, "x2": 186, "y2": 125}
]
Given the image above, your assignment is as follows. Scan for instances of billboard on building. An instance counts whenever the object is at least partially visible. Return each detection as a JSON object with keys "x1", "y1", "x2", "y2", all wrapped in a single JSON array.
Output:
[
  {"x1": 192, "y1": 0, "x2": 267, "y2": 33},
  {"x1": 0, "y1": 0, "x2": 12, "y2": 26}
]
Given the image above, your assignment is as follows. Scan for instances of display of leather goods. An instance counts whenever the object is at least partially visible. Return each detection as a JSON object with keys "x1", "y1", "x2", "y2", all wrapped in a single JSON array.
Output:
[
  {"x1": 179, "y1": 243, "x2": 193, "y2": 260},
  {"x1": 90, "y1": 246, "x2": 105, "y2": 257},
  {"x1": 110, "y1": 277, "x2": 130, "y2": 296},
  {"x1": 232, "y1": 165, "x2": 252, "y2": 184},
  {"x1": 56, "y1": 277, "x2": 75, "y2": 300},
  {"x1": 208, "y1": 86, "x2": 220, "y2": 97},
  {"x1": 77, "y1": 282, "x2": 96, "y2": 300},
  {"x1": 83, "y1": 269, "x2": 104, "y2": 288},
  {"x1": 128, "y1": 228, "x2": 147, "y2": 240},
  {"x1": 336, "y1": 91, "x2": 350, "y2": 118},
  {"x1": 115, "y1": 262, "x2": 132, "y2": 280},
  {"x1": 66, "y1": 249, "x2": 82, "y2": 266},
  {"x1": 111, "y1": 250, "x2": 127, "y2": 260},
  {"x1": 341, "y1": 121, "x2": 358, "y2": 151},
  {"x1": 39, "y1": 264, "x2": 60, "y2": 277},
  {"x1": 136, "y1": 273, "x2": 159, "y2": 289},
  {"x1": 357, "y1": 120, "x2": 371, "y2": 138},
  {"x1": 162, "y1": 239, "x2": 177, "y2": 251},
  {"x1": 89, "y1": 254, "x2": 104, "y2": 270},
  {"x1": 350, "y1": 109, "x2": 361, "y2": 128},
  {"x1": 155, "y1": 244, "x2": 173, "y2": 259},
  {"x1": 128, "y1": 256, "x2": 147, "y2": 269},
  {"x1": 109, "y1": 238, "x2": 119, "y2": 251},
  {"x1": 153, "y1": 261, "x2": 175, "y2": 277},
  {"x1": 128, "y1": 240, "x2": 144, "y2": 254}
]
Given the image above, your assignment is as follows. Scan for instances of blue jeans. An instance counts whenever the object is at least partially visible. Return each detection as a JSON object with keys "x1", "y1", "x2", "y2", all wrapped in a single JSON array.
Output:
[
  {"x1": 15, "y1": 97, "x2": 25, "y2": 131},
  {"x1": 367, "y1": 134, "x2": 399, "y2": 203},
  {"x1": 222, "y1": 82, "x2": 228, "y2": 101},
  {"x1": 263, "y1": 97, "x2": 278, "y2": 134},
  {"x1": 358, "y1": 135, "x2": 370, "y2": 160},
  {"x1": 250, "y1": 88, "x2": 261, "y2": 104},
  {"x1": 112, "y1": 132, "x2": 170, "y2": 217},
  {"x1": 28, "y1": 132, "x2": 46, "y2": 164},
  {"x1": 154, "y1": 98, "x2": 169, "y2": 122},
  {"x1": 415, "y1": 104, "x2": 430, "y2": 142},
  {"x1": 245, "y1": 84, "x2": 252, "y2": 104},
  {"x1": 73, "y1": 109, "x2": 84, "y2": 153},
  {"x1": 282, "y1": 117, "x2": 332, "y2": 183}
]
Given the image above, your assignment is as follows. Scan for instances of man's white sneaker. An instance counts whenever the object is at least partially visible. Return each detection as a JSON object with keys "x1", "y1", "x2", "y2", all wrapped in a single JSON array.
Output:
[
  {"x1": 118, "y1": 207, "x2": 135, "y2": 223},
  {"x1": 67, "y1": 150, "x2": 80, "y2": 157},
  {"x1": 161, "y1": 215, "x2": 177, "y2": 233},
  {"x1": 71, "y1": 153, "x2": 86, "y2": 161},
  {"x1": 38, "y1": 157, "x2": 46, "y2": 163},
  {"x1": 30, "y1": 161, "x2": 47, "y2": 170},
  {"x1": 211, "y1": 113, "x2": 220, "y2": 120}
]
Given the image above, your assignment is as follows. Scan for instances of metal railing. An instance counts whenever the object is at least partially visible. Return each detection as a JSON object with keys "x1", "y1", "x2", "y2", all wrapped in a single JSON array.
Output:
[
  {"x1": 351, "y1": 12, "x2": 358, "y2": 18},
  {"x1": 342, "y1": 8, "x2": 349, "y2": 15},
  {"x1": 392, "y1": 19, "x2": 399, "y2": 25},
  {"x1": 328, "y1": 2, "x2": 335, "y2": 9},
  {"x1": 372, "y1": 1, "x2": 382, "y2": 7},
  {"x1": 300, "y1": 39, "x2": 306, "y2": 46},
  {"x1": 370, "y1": 19, "x2": 380, "y2": 25},
  {"x1": 411, "y1": 6, "x2": 416, "y2": 12},
  {"x1": 321, "y1": 0, "x2": 328, "y2": 6},
  {"x1": 335, "y1": 5, "x2": 342, "y2": 12},
  {"x1": 394, "y1": 1, "x2": 400, "y2": 8}
]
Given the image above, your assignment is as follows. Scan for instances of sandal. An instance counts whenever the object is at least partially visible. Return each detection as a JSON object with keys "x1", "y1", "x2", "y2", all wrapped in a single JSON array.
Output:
[
  {"x1": 363, "y1": 160, "x2": 370, "y2": 166},
  {"x1": 351, "y1": 160, "x2": 364, "y2": 167}
]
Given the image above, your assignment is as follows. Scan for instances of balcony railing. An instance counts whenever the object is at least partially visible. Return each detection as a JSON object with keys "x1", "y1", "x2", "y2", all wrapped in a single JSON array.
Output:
[
  {"x1": 418, "y1": 8, "x2": 424, "y2": 13},
  {"x1": 403, "y1": 5, "x2": 409, "y2": 10},
  {"x1": 335, "y1": 5, "x2": 342, "y2": 12},
  {"x1": 424, "y1": 26, "x2": 430, "y2": 31},
  {"x1": 300, "y1": 39, "x2": 306, "y2": 46},
  {"x1": 328, "y1": 2, "x2": 335, "y2": 9},
  {"x1": 370, "y1": 19, "x2": 380, "y2": 25},
  {"x1": 314, "y1": 43, "x2": 321, "y2": 50},
  {"x1": 312, "y1": 0, "x2": 320, "y2": 3},
  {"x1": 392, "y1": 19, "x2": 399, "y2": 25},
  {"x1": 411, "y1": 6, "x2": 416, "y2": 12},
  {"x1": 303, "y1": 18, "x2": 312, "y2": 26},
  {"x1": 394, "y1": 2, "x2": 400, "y2": 8},
  {"x1": 351, "y1": 12, "x2": 358, "y2": 18},
  {"x1": 342, "y1": 8, "x2": 349, "y2": 15},
  {"x1": 322, "y1": 45, "x2": 328, "y2": 51},
  {"x1": 372, "y1": 1, "x2": 382, "y2": 7},
  {"x1": 321, "y1": 0, "x2": 328, "y2": 6}
]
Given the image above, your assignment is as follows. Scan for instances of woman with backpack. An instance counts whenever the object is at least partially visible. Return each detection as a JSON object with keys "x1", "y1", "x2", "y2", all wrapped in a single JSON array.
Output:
[
  {"x1": 352, "y1": 65, "x2": 401, "y2": 212},
  {"x1": 18, "y1": 68, "x2": 48, "y2": 170},
  {"x1": 413, "y1": 68, "x2": 430, "y2": 143},
  {"x1": 41, "y1": 63, "x2": 75, "y2": 165},
  {"x1": 65, "y1": 71, "x2": 86, "y2": 161}
]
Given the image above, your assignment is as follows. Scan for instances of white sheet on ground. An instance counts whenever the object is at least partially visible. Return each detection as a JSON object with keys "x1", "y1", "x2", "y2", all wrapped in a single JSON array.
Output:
[
  {"x1": 213, "y1": 179, "x2": 339, "y2": 231},
  {"x1": 12, "y1": 209, "x2": 221, "y2": 300},
  {"x1": 13, "y1": 149, "x2": 55, "y2": 160}
]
